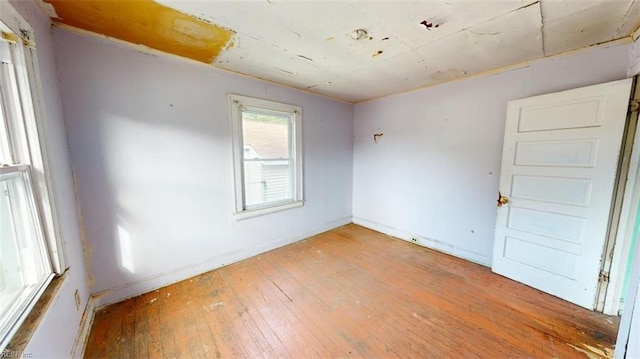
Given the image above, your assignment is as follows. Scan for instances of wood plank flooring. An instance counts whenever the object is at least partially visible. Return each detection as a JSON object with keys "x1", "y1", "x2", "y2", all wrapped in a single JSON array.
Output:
[{"x1": 84, "y1": 224, "x2": 619, "y2": 358}]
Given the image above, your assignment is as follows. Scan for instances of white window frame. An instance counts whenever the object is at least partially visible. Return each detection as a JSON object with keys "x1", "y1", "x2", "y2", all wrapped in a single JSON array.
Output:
[
  {"x1": 0, "y1": 2, "x2": 65, "y2": 272},
  {"x1": 0, "y1": 2, "x2": 67, "y2": 350},
  {"x1": 0, "y1": 165, "x2": 53, "y2": 350},
  {"x1": 228, "y1": 94, "x2": 303, "y2": 219}
]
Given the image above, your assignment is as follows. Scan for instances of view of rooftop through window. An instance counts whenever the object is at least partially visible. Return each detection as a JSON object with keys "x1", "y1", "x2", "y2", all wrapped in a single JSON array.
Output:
[{"x1": 241, "y1": 111, "x2": 293, "y2": 208}]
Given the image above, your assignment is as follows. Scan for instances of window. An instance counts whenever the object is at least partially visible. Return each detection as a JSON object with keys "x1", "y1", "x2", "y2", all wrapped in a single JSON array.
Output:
[
  {"x1": 229, "y1": 94, "x2": 303, "y2": 218},
  {"x1": 0, "y1": 166, "x2": 51, "y2": 346},
  {"x1": 0, "y1": 4, "x2": 62, "y2": 350}
]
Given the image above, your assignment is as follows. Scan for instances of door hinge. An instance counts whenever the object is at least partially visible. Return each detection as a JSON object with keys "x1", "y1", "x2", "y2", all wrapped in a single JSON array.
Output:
[
  {"x1": 630, "y1": 99, "x2": 640, "y2": 112},
  {"x1": 599, "y1": 270, "x2": 610, "y2": 283}
]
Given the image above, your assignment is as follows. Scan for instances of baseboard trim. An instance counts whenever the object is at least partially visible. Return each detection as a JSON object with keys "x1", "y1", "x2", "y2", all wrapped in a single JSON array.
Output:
[
  {"x1": 70, "y1": 295, "x2": 97, "y2": 358},
  {"x1": 92, "y1": 216, "x2": 352, "y2": 308},
  {"x1": 352, "y1": 216, "x2": 491, "y2": 267}
]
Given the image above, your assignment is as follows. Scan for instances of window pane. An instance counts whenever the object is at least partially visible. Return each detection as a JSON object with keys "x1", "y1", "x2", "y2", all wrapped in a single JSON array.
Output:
[
  {"x1": 0, "y1": 98, "x2": 11, "y2": 164},
  {"x1": 0, "y1": 41, "x2": 27, "y2": 165},
  {"x1": 242, "y1": 111, "x2": 290, "y2": 159},
  {"x1": 0, "y1": 169, "x2": 50, "y2": 339},
  {"x1": 230, "y1": 95, "x2": 302, "y2": 216},
  {"x1": 0, "y1": 43, "x2": 16, "y2": 165},
  {"x1": 243, "y1": 160, "x2": 292, "y2": 208},
  {"x1": 241, "y1": 109, "x2": 293, "y2": 209}
]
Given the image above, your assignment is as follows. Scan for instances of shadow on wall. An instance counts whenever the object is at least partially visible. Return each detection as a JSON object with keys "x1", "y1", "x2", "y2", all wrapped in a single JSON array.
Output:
[
  {"x1": 85, "y1": 102, "x2": 239, "y2": 287},
  {"x1": 71, "y1": 70, "x2": 238, "y2": 293},
  {"x1": 56, "y1": 27, "x2": 355, "y2": 299}
]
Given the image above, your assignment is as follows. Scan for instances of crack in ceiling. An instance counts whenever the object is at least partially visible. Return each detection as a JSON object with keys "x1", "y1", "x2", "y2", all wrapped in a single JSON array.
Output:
[{"x1": 38, "y1": 0, "x2": 640, "y2": 103}]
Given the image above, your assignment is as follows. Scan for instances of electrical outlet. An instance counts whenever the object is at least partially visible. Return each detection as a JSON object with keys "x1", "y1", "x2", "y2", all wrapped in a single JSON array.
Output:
[
  {"x1": 410, "y1": 237, "x2": 419, "y2": 243},
  {"x1": 74, "y1": 289, "x2": 81, "y2": 311}
]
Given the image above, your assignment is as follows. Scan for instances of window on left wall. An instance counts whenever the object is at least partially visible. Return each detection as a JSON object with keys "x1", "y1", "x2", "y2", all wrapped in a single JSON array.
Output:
[{"x1": 0, "y1": 4, "x2": 64, "y2": 351}]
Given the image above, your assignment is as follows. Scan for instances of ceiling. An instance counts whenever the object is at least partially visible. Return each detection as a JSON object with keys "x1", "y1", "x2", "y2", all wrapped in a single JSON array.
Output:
[{"x1": 41, "y1": 0, "x2": 640, "y2": 103}]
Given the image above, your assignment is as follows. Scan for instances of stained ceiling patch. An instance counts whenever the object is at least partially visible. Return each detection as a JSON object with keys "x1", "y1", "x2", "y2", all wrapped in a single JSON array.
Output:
[{"x1": 44, "y1": 0, "x2": 234, "y2": 64}]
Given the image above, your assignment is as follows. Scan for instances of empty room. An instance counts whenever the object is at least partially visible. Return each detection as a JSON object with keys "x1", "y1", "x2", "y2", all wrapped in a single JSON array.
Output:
[{"x1": 1, "y1": 0, "x2": 640, "y2": 358}]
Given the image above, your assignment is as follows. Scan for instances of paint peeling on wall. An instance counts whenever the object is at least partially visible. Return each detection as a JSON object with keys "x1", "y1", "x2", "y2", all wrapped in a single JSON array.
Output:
[
  {"x1": 1, "y1": 31, "x2": 18, "y2": 42},
  {"x1": 44, "y1": 0, "x2": 234, "y2": 64},
  {"x1": 72, "y1": 167, "x2": 94, "y2": 290}
]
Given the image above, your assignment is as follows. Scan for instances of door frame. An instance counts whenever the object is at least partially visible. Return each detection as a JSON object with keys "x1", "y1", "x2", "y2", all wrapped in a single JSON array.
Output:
[
  {"x1": 613, "y1": 155, "x2": 640, "y2": 357},
  {"x1": 602, "y1": 76, "x2": 640, "y2": 315}
]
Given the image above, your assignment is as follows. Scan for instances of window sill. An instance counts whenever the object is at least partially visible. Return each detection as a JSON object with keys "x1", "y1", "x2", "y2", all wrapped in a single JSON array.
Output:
[
  {"x1": 234, "y1": 200, "x2": 303, "y2": 220},
  {"x1": 5, "y1": 270, "x2": 68, "y2": 355}
]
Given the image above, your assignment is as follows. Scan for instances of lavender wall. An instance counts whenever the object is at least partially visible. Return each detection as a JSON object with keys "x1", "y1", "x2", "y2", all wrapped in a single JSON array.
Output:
[
  {"x1": 629, "y1": 36, "x2": 640, "y2": 77},
  {"x1": 352, "y1": 43, "x2": 632, "y2": 266},
  {"x1": 14, "y1": 7, "x2": 637, "y2": 356},
  {"x1": 52, "y1": 29, "x2": 354, "y2": 306},
  {"x1": 8, "y1": 1, "x2": 90, "y2": 357}
]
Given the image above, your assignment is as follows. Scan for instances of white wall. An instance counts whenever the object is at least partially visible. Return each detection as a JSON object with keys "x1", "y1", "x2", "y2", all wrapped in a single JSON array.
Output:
[
  {"x1": 630, "y1": 302, "x2": 640, "y2": 358},
  {"x1": 629, "y1": 36, "x2": 640, "y2": 77},
  {"x1": 52, "y1": 29, "x2": 354, "y2": 305},
  {"x1": 353, "y1": 43, "x2": 632, "y2": 266},
  {"x1": 617, "y1": 223, "x2": 640, "y2": 358},
  {"x1": 8, "y1": 1, "x2": 91, "y2": 357},
  {"x1": 624, "y1": 284, "x2": 640, "y2": 358}
]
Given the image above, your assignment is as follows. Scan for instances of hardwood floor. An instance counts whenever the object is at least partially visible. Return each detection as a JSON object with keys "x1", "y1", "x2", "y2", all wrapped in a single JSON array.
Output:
[{"x1": 84, "y1": 224, "x2": 619, "y2": 358}]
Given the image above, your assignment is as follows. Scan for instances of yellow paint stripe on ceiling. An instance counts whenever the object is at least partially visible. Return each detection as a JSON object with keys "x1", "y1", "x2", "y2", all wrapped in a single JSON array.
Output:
[{"x1": 45, "y1": 0, "x2": 234, "y2": 64}]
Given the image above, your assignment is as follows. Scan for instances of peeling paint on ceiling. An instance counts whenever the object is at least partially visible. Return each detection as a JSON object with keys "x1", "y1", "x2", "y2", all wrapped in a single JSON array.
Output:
[
  {"x1": 43, "y1": 0, "x2": 234, "y2": 64},
  {"x1": 41, "y1": 0, "x2": 640, "y2": 103}
]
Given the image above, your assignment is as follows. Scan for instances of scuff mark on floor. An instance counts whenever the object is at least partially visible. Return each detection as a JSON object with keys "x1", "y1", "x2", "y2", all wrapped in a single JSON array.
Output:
[
  {"x1": 209, "y1": 301, "x2": 225, "y2": 310},
  {"x1": 567, "y1": 343, "x2": 613, "y2": 359},
  {"x1": 270, "y1": 279, "x2": 294, "y2": 302},
  {"x1": 548, "y1": 335, "x2": 559, "y2": 359}
]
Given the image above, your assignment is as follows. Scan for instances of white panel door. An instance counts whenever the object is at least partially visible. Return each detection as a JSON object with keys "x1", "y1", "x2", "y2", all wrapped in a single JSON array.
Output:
[{"x1": 492, "y1": 79, "x2": 632, "y2": 309}]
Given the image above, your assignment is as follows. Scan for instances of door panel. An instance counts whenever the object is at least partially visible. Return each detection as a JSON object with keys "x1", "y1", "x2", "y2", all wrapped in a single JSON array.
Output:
[
  {"x1": 492, "y1": 79, "x2": 632, "y2": 309},
  {"x1": 517, "y1": 98, "x2": 602, "y2": 132},
  {"x1": 511, "y1": 175, "x2": 593, "y2": 205},
  {"x1": 514, "y1": 139, "x2": 598, "y2": 167},
  {"x1": 506, "y1": 206, "x2": 585, "y2": 243}
]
